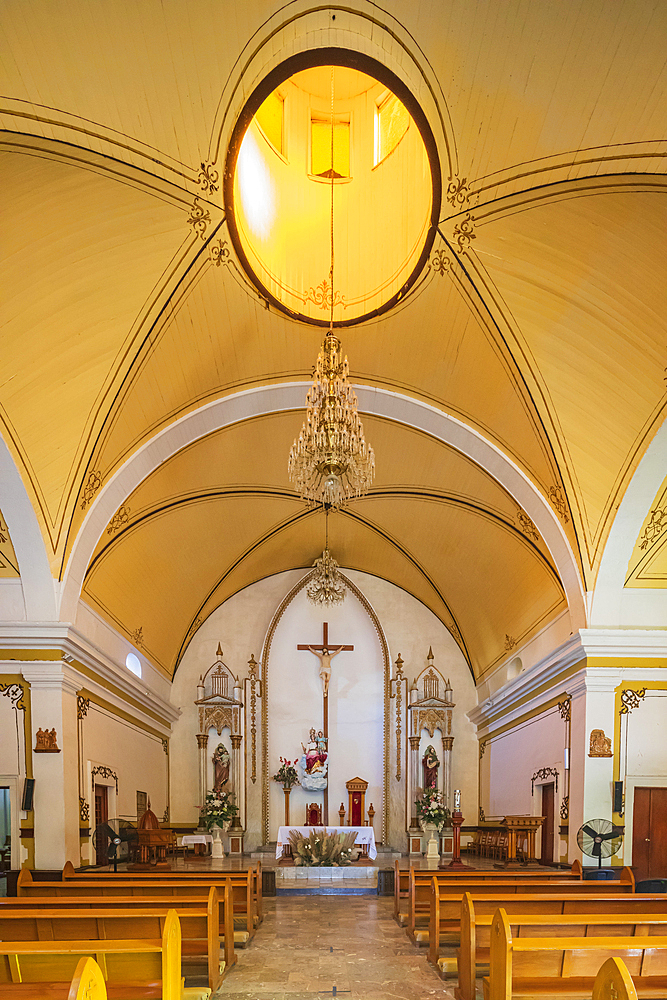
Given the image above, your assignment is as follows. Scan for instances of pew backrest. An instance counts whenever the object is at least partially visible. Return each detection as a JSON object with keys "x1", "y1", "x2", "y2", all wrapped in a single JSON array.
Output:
[
  {"x1": 68, "y1": 956, "x2": 107, "y2": 1000},
  {"x1": 593, "y1": 958, "x2": 638, "y2": 1000}
]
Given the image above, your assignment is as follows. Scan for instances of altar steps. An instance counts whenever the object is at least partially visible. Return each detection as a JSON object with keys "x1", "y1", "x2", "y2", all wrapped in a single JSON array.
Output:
[{"x1": 276, "y1": 864, "x2": 378, "y2": 896}]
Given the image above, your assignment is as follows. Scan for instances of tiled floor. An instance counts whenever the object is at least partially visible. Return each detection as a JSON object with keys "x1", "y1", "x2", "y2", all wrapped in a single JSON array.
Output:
[{"x1": 215, "y1": 894, "x2": 451, "y2": 1000}]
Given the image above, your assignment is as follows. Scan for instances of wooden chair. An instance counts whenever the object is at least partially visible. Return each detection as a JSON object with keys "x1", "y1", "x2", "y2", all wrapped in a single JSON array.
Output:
[{"x1": 305, "y1": 803, "x2": 322, "y2": 825}]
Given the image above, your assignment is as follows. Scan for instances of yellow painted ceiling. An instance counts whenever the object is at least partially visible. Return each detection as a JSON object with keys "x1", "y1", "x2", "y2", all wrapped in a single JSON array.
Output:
[
  {"x1": 2, "y1": 0, "x2": 666, "y2": 680},
  {"x1": 0, "y1": 510, "x2": 20, "y2": 579}
]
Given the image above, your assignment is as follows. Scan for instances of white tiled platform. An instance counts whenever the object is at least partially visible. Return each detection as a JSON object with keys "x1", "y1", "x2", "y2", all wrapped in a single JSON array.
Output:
[{"x1": 277, "y1": 865, "x2": 378, "y2": 884}]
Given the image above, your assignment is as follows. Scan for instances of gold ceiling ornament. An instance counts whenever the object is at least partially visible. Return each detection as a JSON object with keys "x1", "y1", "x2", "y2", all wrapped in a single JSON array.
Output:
[
  {"x1": 288, "y1": 66, "x2": 375, "y2": 509},
  {"x1": 306, "y1": 509, "x2": 346, "y2": 606}
]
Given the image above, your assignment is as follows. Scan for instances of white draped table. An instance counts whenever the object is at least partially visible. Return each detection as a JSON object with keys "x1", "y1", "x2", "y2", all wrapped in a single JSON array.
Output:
[
  {"x1": 276, "y1": 826, "x2": 377, "y2": 860},
  {"x1": 181, "y1": 834, "x2": 213, "y2": 852}
]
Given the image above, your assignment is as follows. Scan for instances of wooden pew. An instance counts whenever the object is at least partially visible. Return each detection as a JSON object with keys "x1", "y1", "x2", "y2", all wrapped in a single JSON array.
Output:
[
  {"x1": 9, "y1": 876, "x2": 236, "y2": 971},
  {"x1": 484, "y1": 907, "x2": 667, "y2": 1000},
  {"x1": 62, "y1": 861, "x2": 263, "y2": 929},
  {"x1": 0, "y1": 908, "x2": 207, "y2": 1000},
  {"x1": 0, "y1": 893, "x2": 224, "y2": 994},
  {"x1": 69, "y1": 956, "x2": 107, "y2": 1000},
  {"x1": 593, "y1": 958, "x2": 638, "y2": 1000},
  {"x1": 408, "y1": 867, "x2": 635, "y2": 944},
  {"x1": 18, "y1": 869, "x2": 255, "y2": 944},
  {"x1": 429, "y1": 884, "x2": 667, "y2": 970},
  {"x1": 455, "y1": 892, "x2": 667, "y2": 998},
  {"x1": 393, "y1": 860, "x2": 583, "y2": 928}
]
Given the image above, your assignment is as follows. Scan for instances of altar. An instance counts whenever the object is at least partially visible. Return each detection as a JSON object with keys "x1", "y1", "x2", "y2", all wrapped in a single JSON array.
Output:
[{"x1": 276, "y1": 826, "x2": 377, "y2": 860}]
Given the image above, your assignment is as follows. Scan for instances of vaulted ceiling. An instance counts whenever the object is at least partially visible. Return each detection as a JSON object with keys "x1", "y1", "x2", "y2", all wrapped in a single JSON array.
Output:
[{"x1": 2, "y1": 0, "x2": 666, "y2": 681}]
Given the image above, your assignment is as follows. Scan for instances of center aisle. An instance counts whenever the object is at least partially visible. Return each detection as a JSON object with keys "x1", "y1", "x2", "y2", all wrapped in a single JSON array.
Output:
[{"x1": 216, "y1": 894, "x2": 448, "y2": 999}]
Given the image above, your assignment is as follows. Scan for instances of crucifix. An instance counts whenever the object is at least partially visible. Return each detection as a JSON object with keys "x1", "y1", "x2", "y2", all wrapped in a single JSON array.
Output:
[{"x1": 297, "y1": 621, "x2": 353, "y2": 824}]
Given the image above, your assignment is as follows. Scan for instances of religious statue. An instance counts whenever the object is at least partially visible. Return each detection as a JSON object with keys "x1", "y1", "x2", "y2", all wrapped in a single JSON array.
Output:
[
  {"x1": 422, "y1": 744, "x2": 440, "y2": 790},
  {"x1": 212, "y1": 742, "x2": 230, "y2": 794},
  {"x1": 304, "y1": 644, "x2": 345, "y2": 696},
  {"x1": 34, "y1": 728, "x2": 60, "y2": 752},
  {"x1": 589, "y1": 729, "x2": 612, "y2": 757},
  {"x1": 299, "y1": 727, "x2": 328, "y2": 790}
]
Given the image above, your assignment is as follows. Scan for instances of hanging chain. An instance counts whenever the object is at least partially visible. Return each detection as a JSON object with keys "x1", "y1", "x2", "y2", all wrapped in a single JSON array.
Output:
[{"x1": 329, "y1": 65, "x2": 335, "y2": 331}]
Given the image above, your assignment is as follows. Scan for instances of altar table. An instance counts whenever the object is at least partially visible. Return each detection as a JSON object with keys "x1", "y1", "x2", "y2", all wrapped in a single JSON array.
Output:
[
  {"x1": 181, "y1": 834, "x2": 213, "y2": 854},
  {"x1": 276, "y1": 826, "x2": 377, "y2": 860}
]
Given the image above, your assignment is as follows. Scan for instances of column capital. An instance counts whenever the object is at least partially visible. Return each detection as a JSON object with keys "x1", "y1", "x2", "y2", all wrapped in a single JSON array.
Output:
[
  {"x1": 230, "y1": 735, "x2": 242, "y2": 749},
  {"x1": 408, "y1": 735, "x2": 420, "y2": 750},
  {"x1": 196, "y1": 733, "x2": 209, "y2": 749},
  {"x1": 21, "y1": 660, "x2": 81, "y2": 697},
  {"x1": 442, "y1": 736, "x2": 454, "y2": 751}
]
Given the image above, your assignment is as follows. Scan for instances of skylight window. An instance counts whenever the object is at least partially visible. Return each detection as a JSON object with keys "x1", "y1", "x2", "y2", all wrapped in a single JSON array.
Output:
[
  {"x1": 374, "y1": 92, "x2": 409, "y2": 165},
  {"x1": 256, "y1": 90, "x2": 285, "y2": 155},
  {"x1": 126, "y1": 652, "x2": 142, "y2": 677},
  {"x1": 311, "y1": 116, "x2": 350, "y2": 178}
]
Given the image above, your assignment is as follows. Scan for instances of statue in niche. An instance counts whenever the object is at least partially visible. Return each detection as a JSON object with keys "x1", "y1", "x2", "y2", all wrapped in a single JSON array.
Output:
[
  {"x1": 212, "y1": 742, "x2": 230, "y2": 794},
  {"x1": 422, "y1": 744, "x2": 440, "y2": 789}
]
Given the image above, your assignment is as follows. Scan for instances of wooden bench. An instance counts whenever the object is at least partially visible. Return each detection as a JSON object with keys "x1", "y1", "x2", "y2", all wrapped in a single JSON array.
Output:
[
  {"x1": 408, "y1": 867, "x2": 635, "y2": 944},
  {"x1": 18, "y1": 869, "x2": 255, "y2": 944},
  {"x1": 0, "y1": 889, "x2": 236, "y2": 973},
  {"x1": 593, "y1": 958, "x2": 638, "y2": 1000},
  {"x1": 455, "y1": 892, "x2": 667, "y2": 998},
  {"x1": 0, "y1": 908, "x2": 210, "y2": 1000},
  {"x1": 429, "y1": 884, "x2": 667, "y2": 970},
  {"x1": 0, "y1": 893, "x2": 224, "y2": 994},
  {"x1": 393, "y1": 860, "x2": 583, "y2": 928},
  {"x1": 69, "y1": 956, "x2": 108, "y2": 1000},
  {"x1": 484, "y1": 907, "x2": 667, "y2": 1000},
  {"x1": 62, "y1": 861, "x2": 263, "y2": 926}
]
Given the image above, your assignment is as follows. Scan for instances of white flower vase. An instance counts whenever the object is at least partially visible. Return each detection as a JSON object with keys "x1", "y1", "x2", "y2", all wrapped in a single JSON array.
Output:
[
  {"x1": 211, "y1": 823, "x2": 225, "y2": 859},
  {"x1": 424, "y1": 822, "x2": 440, "y2": 860}
]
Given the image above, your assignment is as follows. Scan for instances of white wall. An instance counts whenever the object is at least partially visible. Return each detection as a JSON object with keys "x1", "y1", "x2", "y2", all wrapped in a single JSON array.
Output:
[
  {"x1": 82, "y1": 703, "x2": 168, "y2": 828},
  {"x1": 170, "y1": 567, "x2": 477, "y2": 851},
  {"x1": 482, "y1": 705, "x2": 567, "y2": 856},
  {"x1": 620, "y1": 690, "x2": 667, "y2": 865}
]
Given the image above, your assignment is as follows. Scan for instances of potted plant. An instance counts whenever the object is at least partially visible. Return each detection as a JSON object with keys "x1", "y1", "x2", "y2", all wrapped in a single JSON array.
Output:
[
  {"x1": 416, "y1": 788, "x2": 450, "y2": 859},
  {"x1": 199, "y1": 789, "x2": 238, "y2": 831},
  {"x1": 273, "y1": 758, "x2": 300, "y2": 825}
]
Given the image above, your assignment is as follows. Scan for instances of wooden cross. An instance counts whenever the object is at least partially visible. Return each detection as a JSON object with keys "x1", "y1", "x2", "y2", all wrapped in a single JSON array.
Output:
[{"x1": 297, "y1": 622, "x2": 353, "y2": 825}]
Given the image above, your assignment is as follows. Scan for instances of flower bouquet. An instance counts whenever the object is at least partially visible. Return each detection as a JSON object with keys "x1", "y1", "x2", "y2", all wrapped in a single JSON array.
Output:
[
  {"x1": 416, "y1": 788, "x2": 451, "y2": 829},
  {"x1": 199, "y1": 789, "x2": 238, "y2": 830},
  {"x1": 288, "y1": 828, "x2": 356, "y2": 866},
  {"x1": 273, "y1": 757, "x2": 300, "y2": 789}
]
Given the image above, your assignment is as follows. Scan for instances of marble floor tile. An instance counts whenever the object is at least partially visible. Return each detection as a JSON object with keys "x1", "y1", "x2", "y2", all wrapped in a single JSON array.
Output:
[{"x1": 212, "y1": 895, "x2": 453, "y2": 1000}]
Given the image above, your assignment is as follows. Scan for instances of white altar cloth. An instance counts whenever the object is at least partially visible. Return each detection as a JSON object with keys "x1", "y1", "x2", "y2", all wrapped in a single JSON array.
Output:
[
  {"x1": 181, "y1": 834, "x2": 213, "y2": 847},
  {"x1": 276, "y1": 826, "x2": 377, "y2": 860}
]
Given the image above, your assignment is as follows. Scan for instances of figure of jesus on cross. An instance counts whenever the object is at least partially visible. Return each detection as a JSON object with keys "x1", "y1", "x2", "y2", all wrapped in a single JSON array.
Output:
[
  {"x1": 298, "y1": 622, "x2": 354, "y2": 702},
  {"x1": 297, "y1": 622, "x2": 353, "y2": 824}
]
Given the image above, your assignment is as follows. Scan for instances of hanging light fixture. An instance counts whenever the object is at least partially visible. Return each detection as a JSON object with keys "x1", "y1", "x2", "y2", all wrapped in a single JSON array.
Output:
[
  {"x1": 288, "y1": 68, "x2": 375, "y2": 508},
  {"x1": 306, "y1": 508, "x2": 346, "y2": 606}
]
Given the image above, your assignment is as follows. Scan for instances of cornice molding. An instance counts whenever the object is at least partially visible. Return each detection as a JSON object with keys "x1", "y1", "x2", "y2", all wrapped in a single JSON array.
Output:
[
  {"x1": 0, "y1": 623, "x2": 179, "y2": 728},
  {"x1": 578, "y1": 628, "x2": 667, "y2": 658}
]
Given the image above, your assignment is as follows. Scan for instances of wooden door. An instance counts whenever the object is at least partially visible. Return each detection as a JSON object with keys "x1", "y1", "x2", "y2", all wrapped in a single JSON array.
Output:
[
  {"x1": 632, "y1": 787, "x2": 667, "y2": 882},
  {"x1": 540, "y1": 783, "x2": 554, "y2": 864},
  {"x1": 94, "y1": 784, "x2": 108, "y2": 867}
]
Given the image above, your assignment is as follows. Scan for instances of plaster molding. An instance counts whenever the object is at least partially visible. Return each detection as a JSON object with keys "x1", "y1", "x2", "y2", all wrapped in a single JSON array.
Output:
[
  {"x1": 578, "y1": 628, "x2": 667, "y2": 658},
  {"x1": 0, "y1": 622, "x2": 179, "y2": 727},
  {"x1": 60, "y1": 383, "x2": 586, "y2": 632},
  {"x1": 20, "y1": 661, "x2": 81, "y2": 697}
]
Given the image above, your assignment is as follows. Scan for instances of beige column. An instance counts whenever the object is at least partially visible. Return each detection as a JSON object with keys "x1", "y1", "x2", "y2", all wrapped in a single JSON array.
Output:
[
  {"x1": 196, "y1": 733, "x2": 209, "y2": 813},
  {"x1": 21, "y1": 662, "x2": 80, "y2": 869},
  {"x1": 442, "y1": 735, "x2": 454, "y2": 812},
  {"x1": 408, "y1": 735, "x2": 421, "y2": 830}
]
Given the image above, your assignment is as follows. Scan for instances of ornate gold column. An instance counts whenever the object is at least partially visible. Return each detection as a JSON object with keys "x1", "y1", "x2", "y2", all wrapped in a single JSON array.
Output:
[
  {"x1": 196, "y1": 733, "x2": 209, "y2": 812},
  {"x1": 408, "y1": 735, "x2": 421, "y2": 830},
  {"x1": 230, "y1": 734, "x2": 243, "y2": 829}
]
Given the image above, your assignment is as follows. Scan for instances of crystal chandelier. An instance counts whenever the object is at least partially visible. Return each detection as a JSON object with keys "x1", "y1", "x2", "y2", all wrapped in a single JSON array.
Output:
[
  {"x1": 306, "y1": 509, "x2": 346, "y2": 606},
  {"x1": 288, "y1": 68, "x2": 375, "y2": 508}
]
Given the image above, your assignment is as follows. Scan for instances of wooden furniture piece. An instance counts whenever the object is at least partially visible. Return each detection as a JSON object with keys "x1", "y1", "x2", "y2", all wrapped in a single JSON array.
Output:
[
  {"x1": 2, "y1": 887, "x2": 236, "y2": 975},
  {"x1": 484, "y1": 907, "x2": 667, "y2": 1000},
  {"x1": 393, "y1": 860, "x2": 583, "y2": 929},
  {"x1": 405, "y1": 866, "x2": 635, "y2": 946},
  {"x1": 19, "y1": 867, "x2": 258, "y2": 944},
  {"x1": 455, "y1": 892, "x2": 667, "y2": 998},
  {"x1": 61, "y1": 860, "x2": 263, "y2": 928},
  {"x1": 0, "y1": 909, "x2": 197, "y2": 999},
  {"x1": 593, "y1": 958, "x2": 638, "y2": 1000},
  {"x1": 305, "y1": 803, "x2": 322, "y2": 825},
  {"x1": 496, "y1": 816, "x2": 545, "y2": 868},
  {"x1": 428, "y1": 884, "x2": 667, "y2": 973},
  {"x1": 69, "y1": 956, "x2": 107, "y2": 1000},
  {"x1": 345, "y1": 777, "x2": 368, "y2": 826},
  {"x1": 0, "y1": 890, "x2": 225, "y2": 994},
  {"x1": 129, "y1": 805, "x2": 173, "y2": 870}
]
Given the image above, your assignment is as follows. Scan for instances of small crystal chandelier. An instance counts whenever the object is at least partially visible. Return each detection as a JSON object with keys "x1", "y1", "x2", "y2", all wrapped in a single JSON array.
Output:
[
  {"x1": 288, "y1": 69, "x2": 375, "y2": 508},
  {"x1": 306, "y1": 509, "x2": 346, "y2": 606}
]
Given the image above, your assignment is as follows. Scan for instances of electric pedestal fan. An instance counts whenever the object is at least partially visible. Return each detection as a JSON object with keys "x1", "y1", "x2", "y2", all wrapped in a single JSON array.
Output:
[{"x1": 576, "y1": 818, "x2": 624, "y2": 868}]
